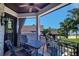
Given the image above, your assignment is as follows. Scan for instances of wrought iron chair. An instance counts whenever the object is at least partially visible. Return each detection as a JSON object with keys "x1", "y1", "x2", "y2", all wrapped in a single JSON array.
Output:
[
  {"x1": 5, "y1": 40, "x2": 31, "y2": 56},
  {"x1": 5, "y1": 40, "x2": 17, "y2": 56}
]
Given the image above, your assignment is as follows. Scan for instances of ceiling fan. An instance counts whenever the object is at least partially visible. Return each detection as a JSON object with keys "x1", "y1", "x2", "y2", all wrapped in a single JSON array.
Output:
[{"x1": 19, "y1": 3, "x2": 41, "y2": 13}]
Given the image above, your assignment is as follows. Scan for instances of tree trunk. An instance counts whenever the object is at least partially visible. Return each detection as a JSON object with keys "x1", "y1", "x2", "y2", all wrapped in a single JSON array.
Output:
[
  {"x1": 76, "y1": 31, "x2": 77, "y2": 39},
  {"x1": 65, "y1": 32, "x2": 68, "y2": 39},
  {"x1": 66, "y1": 35, "x2": 68, "y2": 39}
]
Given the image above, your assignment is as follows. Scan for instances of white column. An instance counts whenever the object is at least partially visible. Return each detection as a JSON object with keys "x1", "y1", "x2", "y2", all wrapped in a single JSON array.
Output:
[
  {"x1": 36, "y1": 14, "x2": 40, "y2": 40},
  {"x1": 17, "y1": 18, "x2": 20, "y2": 47},
  {"x1": 17, "y1": 18, "x2": 19, "y2": 33}
]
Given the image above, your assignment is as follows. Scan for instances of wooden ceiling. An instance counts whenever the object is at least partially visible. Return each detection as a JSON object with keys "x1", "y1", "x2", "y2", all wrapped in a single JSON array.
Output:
[{"x1": 4, "y1": 3, "x2": 50, "y2": 13}]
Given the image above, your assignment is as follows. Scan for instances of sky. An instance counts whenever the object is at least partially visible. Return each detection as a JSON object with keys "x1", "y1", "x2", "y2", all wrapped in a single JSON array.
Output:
[{"x1": 24, "y1": 4, "x2": 78, "y2": 29}]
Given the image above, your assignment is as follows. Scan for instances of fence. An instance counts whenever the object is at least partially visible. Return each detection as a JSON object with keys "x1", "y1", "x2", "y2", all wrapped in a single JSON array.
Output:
[
  {"x1": 47, "y1": 39, "x2": 79, "y2": 56},
  {"x1": 58, "y1": 41, "x2": 79, "y2": 56}
]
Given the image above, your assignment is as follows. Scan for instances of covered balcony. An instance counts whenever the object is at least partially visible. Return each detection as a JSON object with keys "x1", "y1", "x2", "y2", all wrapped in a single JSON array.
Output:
[{"x1": 1, "y1": 3, "x2": 77, "y2": 56}]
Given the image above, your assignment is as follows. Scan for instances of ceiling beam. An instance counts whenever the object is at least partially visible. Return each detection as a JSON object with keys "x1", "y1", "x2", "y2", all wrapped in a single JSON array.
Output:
[
  {"x1": 38, "y1": 3, "x2": 69, "y2": 17},
  {"x1": 4, "y1": 5, "x2": 36, "y2": 18},
  {"x1": 29, "y1": 7, "x2": 32, "y2": 13},
  {"x1": 4, "y1": 6, "x2": 18, "y2": 17},
  {"x1": 18, "y1": 13, "x2": 36, "y2": 18},
  {"x1": 35, "y1": 6, "x2": 41, "y2": 11}
]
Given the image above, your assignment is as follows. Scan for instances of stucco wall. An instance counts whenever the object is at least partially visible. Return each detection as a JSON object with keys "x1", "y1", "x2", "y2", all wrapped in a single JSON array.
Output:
[{"x1": 0, "y1": 24, "x2": 4, "y2": 55}]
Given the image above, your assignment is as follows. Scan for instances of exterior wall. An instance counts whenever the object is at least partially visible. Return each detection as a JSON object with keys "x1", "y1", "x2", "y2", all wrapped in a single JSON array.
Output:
[{"x1": 0, "y1": 24, "x2": 4, "y2": 55}]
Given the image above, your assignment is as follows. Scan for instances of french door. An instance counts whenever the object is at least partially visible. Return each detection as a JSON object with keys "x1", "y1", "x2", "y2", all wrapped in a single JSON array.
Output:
[{"x1": 4, "y1": 18, "x2": 14, "y2": 53}]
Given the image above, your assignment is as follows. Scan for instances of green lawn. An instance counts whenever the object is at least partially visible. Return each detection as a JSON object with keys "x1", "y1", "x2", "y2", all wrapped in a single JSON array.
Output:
[
  {"x1": 60, "y1": 38, "x2": 79, "y2": 46},
  {"x1": 60, "y1": 36, "x2": 79, "y2": 43},
  {"x1": 64, "y1": 38, "x2": 79, "y2": 43}
]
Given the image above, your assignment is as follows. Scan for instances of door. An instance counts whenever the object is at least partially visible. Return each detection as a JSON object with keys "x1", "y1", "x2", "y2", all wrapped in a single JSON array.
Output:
[{"x1": 4, "y1": 18, "x2": 14, "y2": 53}]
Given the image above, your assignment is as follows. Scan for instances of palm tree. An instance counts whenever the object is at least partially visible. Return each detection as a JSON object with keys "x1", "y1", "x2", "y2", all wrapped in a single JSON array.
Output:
[
  {"x1": 71, "y1": 27, "x2": 78, "y2": 39},
  {"x1": 59, "y1": 18, "x2": 73, "y2": 38},
  {"x1": 68, "y1": 8, "x2": 79, "y2": 39},
  {"x1": 59, "y1": 22, "x2": 66, "y2": 37},
  {"x1": 59, "y1": 8, "x2": 79, "y2": 39}
]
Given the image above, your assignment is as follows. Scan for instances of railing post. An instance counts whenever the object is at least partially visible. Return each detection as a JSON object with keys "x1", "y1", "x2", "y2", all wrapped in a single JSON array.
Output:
[{"x1": 76, "y1": 43, "x2": 79, "y2": 56}]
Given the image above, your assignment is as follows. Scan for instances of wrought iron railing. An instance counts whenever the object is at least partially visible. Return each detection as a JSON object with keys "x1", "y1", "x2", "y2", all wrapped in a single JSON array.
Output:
[{"x1": 47, "y1": 39, "x2": 79, "y2": 56}]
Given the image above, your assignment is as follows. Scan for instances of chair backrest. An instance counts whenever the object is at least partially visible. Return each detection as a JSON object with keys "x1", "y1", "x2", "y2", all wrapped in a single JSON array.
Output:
[
  {"x1": 20, "y1": 35, "x2": 28, "y2": 44},
  {"x1": 5, "y1": 40, "x2": 13, "y2": 49},
  {"x1": 26, "y1": 33, "x2": 37, "y2": 42},
  {"x1": 5, "y1": 40, "x2": 16, "y2": 55}
]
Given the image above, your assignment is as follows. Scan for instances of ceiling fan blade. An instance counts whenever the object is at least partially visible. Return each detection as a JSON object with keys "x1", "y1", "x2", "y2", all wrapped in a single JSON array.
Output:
[
  {"x1": 29, "y1": 7, "x2": 32, "y2": 13},
  {"x1": 35, "y1": 7, "x2": 41, "y2": 11},
  {"x1": 34, "y1": 3, "x2": 40, "y2": 5},
  {"x1": 19, "y1": 4, "x2": 28, "y2": 7}
]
